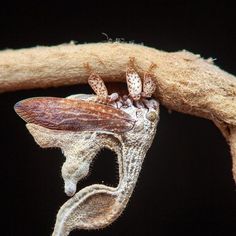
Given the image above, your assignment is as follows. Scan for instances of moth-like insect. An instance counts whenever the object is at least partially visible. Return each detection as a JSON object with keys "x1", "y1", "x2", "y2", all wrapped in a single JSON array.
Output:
[
  {"x1": 14, "y1": 65, "x2": 159, "y2": 236},
  {"x1": 15, "y1": 66, "x2": 157, "y2": 133}
]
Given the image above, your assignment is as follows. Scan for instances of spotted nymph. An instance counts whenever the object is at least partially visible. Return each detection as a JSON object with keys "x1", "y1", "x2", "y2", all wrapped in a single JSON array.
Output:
[{"x1": 14, "y1": 65, "x2": 160, "y2": 236}]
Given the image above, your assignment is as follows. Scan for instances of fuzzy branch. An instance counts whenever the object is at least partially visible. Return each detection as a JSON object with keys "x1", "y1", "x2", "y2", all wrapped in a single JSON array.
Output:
[{"x1": 0, "y1": 42, "x2": 235, "y2": 181}]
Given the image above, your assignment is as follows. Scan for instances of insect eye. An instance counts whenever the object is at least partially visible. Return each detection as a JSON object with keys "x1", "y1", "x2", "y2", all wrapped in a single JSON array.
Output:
[{"x1": 146, "y1": 111, "x2": 157, "y2": 121}]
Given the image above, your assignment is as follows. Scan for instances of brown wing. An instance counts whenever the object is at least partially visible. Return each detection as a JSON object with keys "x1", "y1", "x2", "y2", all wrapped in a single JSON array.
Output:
[{"x1": 14, "y1": 97, "x2": 135, "y2": 133}]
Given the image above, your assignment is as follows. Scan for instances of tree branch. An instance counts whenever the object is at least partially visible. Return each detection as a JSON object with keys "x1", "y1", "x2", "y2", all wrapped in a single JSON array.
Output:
[{"x1": 0, "y1": 42, "x2": 235, "y2": 181}]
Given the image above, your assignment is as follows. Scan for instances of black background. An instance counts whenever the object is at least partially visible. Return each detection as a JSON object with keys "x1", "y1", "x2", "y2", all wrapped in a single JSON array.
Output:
[{"x1": 0, "y1": 1, "x2": 236, "y2": 236}]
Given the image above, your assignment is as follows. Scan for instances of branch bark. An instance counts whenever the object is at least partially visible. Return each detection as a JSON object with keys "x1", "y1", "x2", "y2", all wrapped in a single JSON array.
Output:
[{"x1": 0, "y1": 42, "x2": 235, "y2": 181}]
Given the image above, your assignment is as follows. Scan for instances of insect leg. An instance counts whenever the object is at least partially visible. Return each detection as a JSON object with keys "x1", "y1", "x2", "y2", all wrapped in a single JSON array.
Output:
[
  {"x1": 142, "y1": 98, "x2": 159, "y2": 109},
  {"x1": 88, "y1": 73, "x2": 108, "y2": 101},
  {"x1": 141, "y1": 71, "x2": 156, "y2": 98},
  {"x1": 108, "y1": 92, "x2": 119, "y2": 102},
  {"x1": 126, "y1": 67, "x2": 142, "y2": 101}
]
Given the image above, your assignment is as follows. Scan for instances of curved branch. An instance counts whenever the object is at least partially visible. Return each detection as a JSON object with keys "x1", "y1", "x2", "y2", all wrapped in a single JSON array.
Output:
[{"x1": 0, "y1": 42, "x2": 236, "y2": 180}]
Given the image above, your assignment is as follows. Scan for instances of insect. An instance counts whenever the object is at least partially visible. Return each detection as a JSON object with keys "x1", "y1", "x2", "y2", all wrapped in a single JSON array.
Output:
[
  {"x1": 14, "y1": 65, "x2": 159, "y2": 236},
  {"x1": 14, "y1": 65, "x2": 157, "y2": 133}
]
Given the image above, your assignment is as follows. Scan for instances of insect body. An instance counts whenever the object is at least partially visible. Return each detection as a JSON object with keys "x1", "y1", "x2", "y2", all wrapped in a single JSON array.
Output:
[
  {"x1": 14, "y1": 65, "x2": 159, "y2": 236},
  {"x1": 15, "y1": 65, "x2": 157, "y2": 133}
]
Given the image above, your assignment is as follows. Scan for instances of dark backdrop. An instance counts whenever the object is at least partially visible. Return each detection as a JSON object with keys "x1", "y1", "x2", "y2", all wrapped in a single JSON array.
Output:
[{"x1": 0, "y1": 1, "x2": 235, "y2": 236}]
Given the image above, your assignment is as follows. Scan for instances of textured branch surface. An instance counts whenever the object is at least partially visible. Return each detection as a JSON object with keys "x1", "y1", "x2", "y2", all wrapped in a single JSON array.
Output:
[{"x1": 1, "y1": 42, "x2": 236, "y2": 179}]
